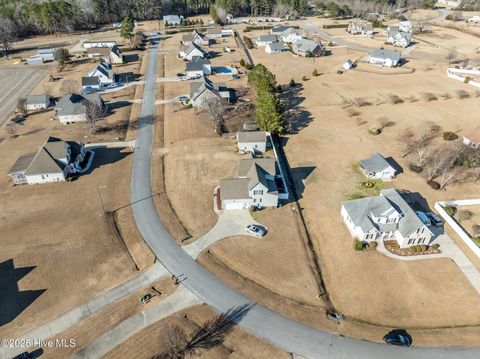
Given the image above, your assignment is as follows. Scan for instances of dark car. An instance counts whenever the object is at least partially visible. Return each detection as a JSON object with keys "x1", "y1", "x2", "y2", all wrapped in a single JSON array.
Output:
[
  {"x1": 14, "y1": 352, "x2": 32, "y2": 359},
  {"x1": 383, "y1": 330, "x2": 412, "y2": 347}
]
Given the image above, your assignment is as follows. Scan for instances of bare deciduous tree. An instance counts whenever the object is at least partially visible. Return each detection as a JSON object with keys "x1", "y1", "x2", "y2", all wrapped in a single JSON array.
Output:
[
  {"x1": 458, "y1": 209, "x2": 473, "y2": 222},
  {"x1": 446, "y1": 47, "x2": 458, "y2": 64},
  {"x1": 60, "y1": 79, "x2": 79, "y2": 94},
  {"x1": 377, "y1": 117, "x2": 395, "y2": 130},
  {"x1": 201, "y1": 96, "x2": 225, "y2": 134},
  {"x1": 0, "y1": 16, "x2": 16, "y2": 53},
  {"x1": 16, "y1": 98, "x2": 26, "y2": 116},
  {"x1": 84, "y1": 100, "x2": 105, "y2": 133},
  {"x1": 424, "y1": 142, "x2": 464, "y2": 188},
  {"x1": 5, "y1": 122, "x2": 17, "y2": 138}
]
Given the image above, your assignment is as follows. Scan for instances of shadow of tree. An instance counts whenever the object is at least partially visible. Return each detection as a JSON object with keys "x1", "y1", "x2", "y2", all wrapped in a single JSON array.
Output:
[{"x1": 280, "y1": 84, "x2": 313, "y2": 134}]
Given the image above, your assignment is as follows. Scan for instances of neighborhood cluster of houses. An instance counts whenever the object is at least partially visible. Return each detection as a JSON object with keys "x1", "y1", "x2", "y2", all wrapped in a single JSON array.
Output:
[
  {"x1": 219, "y1": 131, "x2": 289, "y2": 210},
  {"x1": 256, "y1": 25, "x2": 325, "y2": 57},
  {"x1": 341, "y1": 152, "x2": 434, "y2": 248},
  {"x1": 8, "y1": 137, "x2": 94, "y2": 185},
  {"x1": 348, "y1": 20, "x2": 412, "y2": 48}
]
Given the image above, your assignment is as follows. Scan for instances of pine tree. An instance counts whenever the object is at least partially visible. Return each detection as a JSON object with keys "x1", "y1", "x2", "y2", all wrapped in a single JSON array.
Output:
[{"x1": 120, "y1": 16, "x2": 134, "y2": 44}]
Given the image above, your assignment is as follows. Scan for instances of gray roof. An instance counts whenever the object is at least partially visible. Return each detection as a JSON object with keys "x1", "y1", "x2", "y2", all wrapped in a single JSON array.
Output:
[
  {"x1": 82, "y1": 76, "x2": 100, "y2": 86},
  {"x1": 271, "y1": 25, "x2": 290, "y2": 34},
  {"x1": 220, "y1": 178, "x2": 250, "y2": 200},
  {"x1": 163, "y1": 15, "x2": 181, "y2": 22},
  {"x1": 282, "y1": 27, "x2": 299, "y2": 36},
  {"x1": 237, "y1": 158, "x2": 276, "y2": 178},
  {"x1": 267, "y1": 42, "x2": 286, "y2": 52},
  {"x1": 26, "y1": 94, "x2": 50, "y2": 105},
  {"x1": 190, "y1": 77, "x2": 228, "y2": 101},
  {"x1": 207, "y1": 27, "x2": 222, "y2": 35},
  {"x1": 342, "y1": 188, "x2": 430, "y2": 237},
  {"x1": 237, "y1": 131, "x2": 266, "y2": 144},
  {"x1": 293, "y1": 38, "x2": 322, "y2": 53},
  {"x1": 257, "y1": 35, "x2": 278, "y2": 43},
  {"x1": 182, "y1": 30, "x2": 206, "y2": 43},
  {"x1": 8, "y1": 153, "x2": 36, "y2": 174},
  {"x1": 186, "y1": 56, "x2": 210, "y2": 71},
  {"x1": 388, "y1": 30, "x2": 412, "y2": 41},
  {"x1": 370, "y1": 48, "x2": 401, "y2": 61},
  {"x1": 56, "y1": 93, "x2": 103, "y2": 117},
  {"x1": 359, "y1": 153, "x2": 393, "y2": 173}
]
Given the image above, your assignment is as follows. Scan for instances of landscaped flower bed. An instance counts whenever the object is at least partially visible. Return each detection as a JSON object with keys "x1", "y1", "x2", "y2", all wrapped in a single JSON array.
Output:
[{"x1": 384, "y1": 240, "x2": 441, "y2": 256}]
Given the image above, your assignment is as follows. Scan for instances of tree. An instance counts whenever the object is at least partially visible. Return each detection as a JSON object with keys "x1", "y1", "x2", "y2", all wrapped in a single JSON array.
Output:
[
  {"x1": 209, "y1": 5, "x2": 220, "y2": 24},
  {"x1": 312, "y1": 68, "x2": 319, "y2": 77},
  {"x1": 202, "y1": 96, "x2": 225, "y2": 134},
  {"x1": 84, "y1": 99, "x2": 105, "y2": 133},
  {"x1": 458, "y1": 210, "x2": 473, "y2": 222},
  {"x1": 255, "y1": 89, "x2": 283, "y2": 134},
  {"x1": 0, "y1": 16, "x2": 16, "y2": 53},
  {"x1": 60, "y1": 79, "x2": 79, "y2": 94},
  {"x1": 446, "y1": 47, "x2": 458, "y2": 64},
  {"x1": 16, "y1": 98, "x2": 26, "y2": 116},
  {"x1": 54, "y1": 48, "x2": 69, "y2": 64},
  {"x1": 247, "y1": 64, "x2": 277, "y2": 94},
  {"x1": 120, "y1": 17, "x2": 134, "y2": 44},
  {"x1": 133, "y1": 30, "x2": 144, "y2": 49},
  {"x1": 5, "y1": 122, "x2": 17, "y2": 138}
]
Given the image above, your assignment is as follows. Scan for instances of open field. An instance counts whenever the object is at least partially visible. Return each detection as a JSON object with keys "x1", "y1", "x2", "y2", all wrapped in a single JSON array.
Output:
[
  {"x1": 105, "y1": 304, "x2": 290, "y2": 359},
  {"x1": 0, "y1": 67, "x2": 51, "y2": 127}
]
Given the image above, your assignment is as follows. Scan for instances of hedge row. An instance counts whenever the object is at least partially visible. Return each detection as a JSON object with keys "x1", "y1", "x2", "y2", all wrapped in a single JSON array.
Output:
[{"x1": 322, "y1": 24, "x2": 348, "y2": 29}]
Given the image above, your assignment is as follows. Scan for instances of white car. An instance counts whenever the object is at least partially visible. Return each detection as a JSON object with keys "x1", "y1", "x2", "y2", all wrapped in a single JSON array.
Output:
[{"x1": 246, "y1": 224, "x2": 267, "y2": 238}]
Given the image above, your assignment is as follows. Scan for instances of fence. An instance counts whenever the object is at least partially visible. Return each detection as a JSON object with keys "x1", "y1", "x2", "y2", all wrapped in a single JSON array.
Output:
[
  {"x1": 446, "y1": 68, "x2": 480, "y2": 89},
  {"x1": 434, "y1": 199, "x2": 480, "y2": 258}
]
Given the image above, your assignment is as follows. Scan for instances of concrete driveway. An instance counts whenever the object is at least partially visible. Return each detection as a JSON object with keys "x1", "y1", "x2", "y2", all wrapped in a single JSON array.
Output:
[{"x1": 183, "y1": 210, "x2": 263, "y2": 259}]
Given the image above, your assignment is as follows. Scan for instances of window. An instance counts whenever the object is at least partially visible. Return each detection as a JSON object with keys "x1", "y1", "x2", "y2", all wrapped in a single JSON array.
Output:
[
  {"x1": 408, "y1": 238, "x2": 414, "y2": 245},
  {"x1": 253, "y1": 190, "x2": 263, "y2": 196}
]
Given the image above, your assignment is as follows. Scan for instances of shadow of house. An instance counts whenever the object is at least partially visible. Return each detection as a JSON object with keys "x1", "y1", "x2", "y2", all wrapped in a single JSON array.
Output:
[
  {"x1": 280, "y1": 84, "x2": 313, "y2": 134},
  {"x1": 289, "y1": 166, "x2": 317, "y2": 200},
  {"x1": 83, "y1": 148, "x2": 131, "y2": 174},
  {"x1": 385, "y1": 156, "x2": 403, "y2": 175},
  {"x1": 122, "y1": 54, "x2": 140, "y2": 63},
  {"x1": 116, "y1": 72, "x2": 141, "y2": 84},
  {"x1": 106, "y1": 100, "x2": 133, "y2": 112},
  {"x1": 0, "y1": 259, "x2": 46, "y2": 326}
]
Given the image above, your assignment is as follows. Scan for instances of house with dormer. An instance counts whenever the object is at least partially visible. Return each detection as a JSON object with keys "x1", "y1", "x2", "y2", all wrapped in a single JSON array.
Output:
[
  {"x1": 178, "y1": 42, "x2": 208, "y2": 61},
  {"x1": 341, "y1": 188, "x2": 433, "y2": 247},
  {"x1": 182, "y1": 30, "x2": 211, "y2": 46}
]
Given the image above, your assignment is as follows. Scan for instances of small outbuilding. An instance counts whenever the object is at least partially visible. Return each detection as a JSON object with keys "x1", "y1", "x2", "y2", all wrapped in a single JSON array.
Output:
[
  {"x1": 237, "y1": 131, "x2": 267, "y2": 154},
  {"x1": 463, "y1": 129, "x2": 480, "y2": 149},
  {"x1": 265, "y1": 42, "x2": 286, "y2": 54},
  {"x1": 359, "y1": 153, "x2": 396, "y2": 181},
  {"x1": 26, "y1": 95, "x2": 51, "y2": 111}
]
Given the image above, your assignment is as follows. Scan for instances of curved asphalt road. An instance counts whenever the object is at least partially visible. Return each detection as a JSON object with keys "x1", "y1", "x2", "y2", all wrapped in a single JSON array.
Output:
[{"x1": 130, "y1": 35, "x2": 480, "y2": 359}]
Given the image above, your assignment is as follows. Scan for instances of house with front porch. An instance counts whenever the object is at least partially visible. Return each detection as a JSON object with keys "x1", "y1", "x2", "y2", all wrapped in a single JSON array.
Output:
[
  {"x1": 359, "y1": 153, "x2": 396, "y2": 181},
  {"x1": 341, "y1": 188, "x2": 433, "y2": 248}
]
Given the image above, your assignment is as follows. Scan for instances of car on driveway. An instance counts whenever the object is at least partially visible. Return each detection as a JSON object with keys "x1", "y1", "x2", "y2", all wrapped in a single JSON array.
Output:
[
  {"x1": 246, "y1": 224, "x2": 267, "y2": 238},
  {"x1": 426, "y1": 212, "x2": 443, "y2": 226},
  {"x1": 383, "y1": 330, "x2": 412, "y2": 347},
  {"x1": 415, "y1": 211, "x2": 431, "y2": 226}
]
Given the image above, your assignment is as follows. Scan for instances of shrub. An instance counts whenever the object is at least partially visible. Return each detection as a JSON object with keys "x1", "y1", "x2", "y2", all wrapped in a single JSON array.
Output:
[
  {"x1": 289, "y1": 78, "x2": 296, "y2": 87},
  {"x1": 421, "y1": 92, "x2": 437, "y2": 101},
  {"x1": 443, "y1": 131, "x2": 458, "y2": 141},
  {"x1": 347, "y1": 193, "x2": 364, "y2": 200},
  {"x1": 458, "y1": 209, "x2": 473, "y2": 222},
  {"x1": 408, "y1": 163, "x2": 423, "y2": 173},
  {"x1": 432, "y1": 243, "x2": 440, "y2": 249},
  {"x1": 312, "y1": 68, "x2": 319, "y2": 77},
  {"x1": 368, "y1": 127, "x2": 381, "y2": 136},
  {"x1": 243, "y1": 36, "x2": 253, "y2": 49},
  {"x1": 388, "y1": 94, "x2": 403, "y2": 104},
  {"x1": 369, "y1": 241, "x2": 377, "y2": 249},
  {"x1": 354, "y1": 239, "x2": 365, "y2": 251},
  {"x1": 472, "y1": 237, "x2": 480, "y2": 247},
  {"x1": 302, "y1": 75, "x2": 308, "y2": 81},
  {"x1": 390, "y1": 242, "x2": 400, "y2": 250},
  {"x1": 240, "y1": 59, "x2": 246, "y2": 67},
  {"x1": 472, "y1": 224, "x2": 480, "y2": 235},
  {"x1": 444, "y1": 205, "x2": 457, "y2": 216},
  {"x1": 456, "y1": 89, "x2": 470, "y2": 99},
  {"x1": 427, "y1": 180, "x2": 440, "y2": 190},
  {"x1": 409, "y1": 246, "x2": 417, "y2": 254},
  {"x1": 464, "y1": 76, "x2": 471, "y2": 84},
  {"x1": 361, "y1": 181, "x2": 374, "y2": 188}
]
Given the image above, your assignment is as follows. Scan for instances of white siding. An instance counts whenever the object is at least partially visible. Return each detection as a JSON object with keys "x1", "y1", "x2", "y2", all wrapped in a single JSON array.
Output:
[{"x1": 26, "y1": 172, "x2": 65, "y2": 185}]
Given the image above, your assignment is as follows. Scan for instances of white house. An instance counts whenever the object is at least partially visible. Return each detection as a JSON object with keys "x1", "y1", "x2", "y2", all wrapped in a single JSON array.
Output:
[
  {"x1": 163, "y1": 15, "x2": 183, "y2": 26},
  {"x1": 256, "y1": 35, "x2": 278, "y2": 47},
  {"x1": 82, "y1": 62, "x2": 115, "y2": 91},
  {"x1": 265, "y1": 42, "x2": 286, "y2": 54},
  {"x1": 280, "y1": 27, "x2": 302, "y2": 43},
  {"x1": 55, "y1": 93, "x2": 105, "y2": 125},
  {"x1": 386, "y1": 31, "x2": 411, "y2": 48},
  {"x1": 7, "y1": 137, "x2": 92, "y2": 185},
  {"x1": 359, "y1": 153, "x2": 396, "y2": 181},
  {"x1": 341, "y1": 188, "x2": 433, "y2": 248},
  {"x1": 220, "y1": 158, "x2": 280, "y2": 209},
  {"x1": 26, "y1": 95, "x2": 51, "y2": 111},
  {"x1": 87, "y1": 45, "x2": 123, "y2": 64},
  {"x1": 178, "y1": 43, "x2": 207, "y2": 61},
  {"x1": 189, "y1": 77, "x2": 230, "y2": 107},
  {"x1": 347, "y1": 22, "x2": 374, "y2": 35},
  {"x1": 182, "y1": 30, "x2": 210, "y2": 46},
  {"x1": 292, "y1": 38, "x2": 325, "y2": 57},
  {"x1": 237, "y1": 131, "x2": 267, "y2": 153},
  {"x1": 186, "y1": 56, "x2": 212, "y2": 77},
  {"x1": 82, "y1": 41, "x2": 116, "y2": 49},
  {"x1": 463, "y1": 129, "x2": 480, "y2": 149},
  {"x1": 467, "y1": 16, "x2": 480, "y2": 24},
  {"x1": 398, "y1": 21, "x2": 412, "y2": 33},
  {"x1": 369, "y1": 48, "x2": 401, "y2": 67}
]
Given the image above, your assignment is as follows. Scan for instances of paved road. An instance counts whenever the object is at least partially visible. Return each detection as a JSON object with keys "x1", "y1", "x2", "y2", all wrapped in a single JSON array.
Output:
[{"x1": 130, "y1": 35, "x2": 480, "y2": 358}]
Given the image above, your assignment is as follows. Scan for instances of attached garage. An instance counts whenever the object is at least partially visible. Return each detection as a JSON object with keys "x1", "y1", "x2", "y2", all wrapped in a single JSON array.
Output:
[
  {"x1": 223, "y1": 200, "x2": 248, "y2": 210},
  {"x1": 219, "y1": 178, "x2": 251, "y2": 210}
]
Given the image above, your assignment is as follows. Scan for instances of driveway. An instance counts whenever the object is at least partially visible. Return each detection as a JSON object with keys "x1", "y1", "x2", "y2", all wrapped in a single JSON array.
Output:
[{"x1": 183, "y1": 210, "x2": 262, "y2": 259}]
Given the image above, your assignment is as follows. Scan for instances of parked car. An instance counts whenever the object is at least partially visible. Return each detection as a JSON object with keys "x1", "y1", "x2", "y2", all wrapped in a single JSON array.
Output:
[
  {"x1": 246, "y1": 224, "x2": 267, "y2": 238},
  {"x1": 176, "y1": 72, "x2": 185, "y2": 77},
  {"x1": 415, "y1": 211, "x2": 431, "y2": 226},
  {"x1": 383, "y1": 330, "x2": 412, "y2": 347},
  {"x1": 13, "y1": 353, "x2": 31, "y2": 359},
  {"x1": 232, "y1": 74, "x2": 240, "y2": 79},
  {"x1": 426, "y1": 212, "x2": 443, "y2": 226}
]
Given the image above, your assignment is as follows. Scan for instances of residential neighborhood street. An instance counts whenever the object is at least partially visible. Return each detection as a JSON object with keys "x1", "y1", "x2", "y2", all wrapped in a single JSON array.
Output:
[{"x1": 129, "y1": 34, "x2": 480, "y2": 359}]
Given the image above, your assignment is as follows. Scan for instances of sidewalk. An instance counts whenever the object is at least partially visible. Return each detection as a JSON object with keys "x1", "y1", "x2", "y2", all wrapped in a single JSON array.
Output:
[{"x1": 73, "y1": 285, "x2": 201, "y2": 358}]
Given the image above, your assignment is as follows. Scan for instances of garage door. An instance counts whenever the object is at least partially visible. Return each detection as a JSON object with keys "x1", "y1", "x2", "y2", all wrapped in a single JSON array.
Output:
[{"x1": 225, "y1": 201, "x2": 245, "y2": 210}]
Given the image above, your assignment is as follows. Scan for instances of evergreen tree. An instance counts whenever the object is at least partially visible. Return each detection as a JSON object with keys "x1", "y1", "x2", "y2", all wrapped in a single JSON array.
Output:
[{"x1": 120, "y1": 16, "x2": 134, "y2": 43}]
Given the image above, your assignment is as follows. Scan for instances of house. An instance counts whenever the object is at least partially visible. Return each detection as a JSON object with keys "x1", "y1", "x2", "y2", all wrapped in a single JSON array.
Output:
[
  {"x1": 256, "y1": 35, "x2": 278, "y2": 47},
  {"x1": 369, "y1": 49, "x2": 401, "y2": 67},
  {"x1": 280, "y1": 27, "x2": 302, "y2": 43},
  {"x1": 221, "y1": 28, "x2": 235, "y2": 37},
  {"x1": 343, "y1": 59, "x2": 353, "y2": 70},
  {"x1": 186, "y1": 56, "x2": 212, "y2": 77},
  {"x1": 178, "y1": 43, "x2": 207, "y2": 61},
  {"x1": 383, "y1": 24, "x2": 399, "y2": 35},
  {"x1": 386, "y1": 31, "x2": 411, "y2": 48},
  {"x1": 82, "y1": 41, "x2": 117, "y2": 49},
  {"x1": 163, "y1": 15, "x2": 183, "y2": 26},
  {"x1": 189, "y1": 77, "x2": 230, "y2": 107},
  {"x1": 26, "y1": 95, "x2": 51, "y2": 111},
  {"x1": 359, "y1": 153, "x2": 396, "y2": 181},
  {"x1": 219, "y1": 158, "x2": 280, "y2": 209},
  {"x1": 87, "y1": 45, "x2": 123, "y2": 64},
  {"x1": 83, "y1": 62, "x2": 116, "y2": 90},
  {"x1": 207, "y1": 27, "x2": 223, "y2": 38},
  {"x1": 463, "y1": 129, "x2": 480, "y2": 148},
  {"x1": 55, "y1": 93, "x2": 105, "y2": 125},
  {"x1": 467, "y1": 16, "x2": 480, "y2": 24},
  {"x1": 265, "y1": 42, "x2": 286, "y2": 54},
  {"x1": 341, "y1": 188, "x2": 433, "y2": 247},
  {"x1": 398, "y1": 21, "x2": 412, "y2": 33},
  {"x1": 347, "y1": 22, "x2": 374, "y2": 35},
  {"x1": 182, "y1": 30, "x2": 210, "y2": 46},
  {"x1": 270, "y1": 25, "x2": 290, "y2": 35},
  {"x1": 7, "y1": 137, "x2": 91, "y2": 185},
  {"x1": 237, "y1": 131, "x2": 267, "y2": 154},
  {"x1": 292, "y1": 39, "x2": 325, "y2": 57}
]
